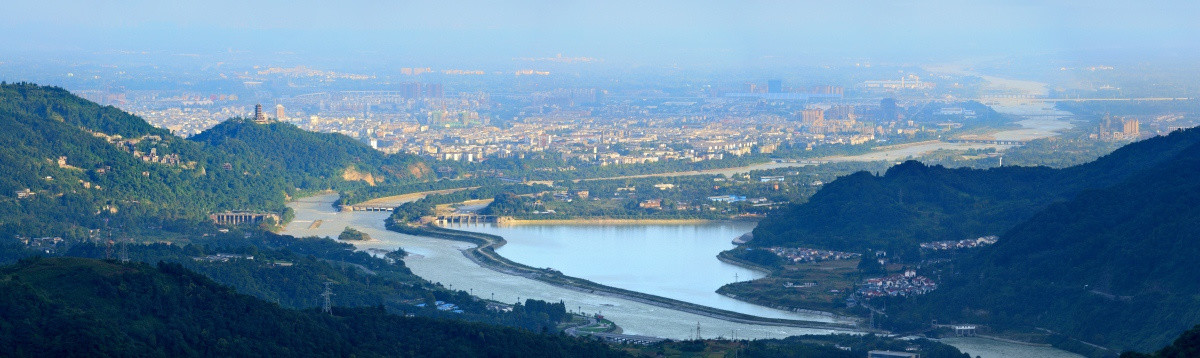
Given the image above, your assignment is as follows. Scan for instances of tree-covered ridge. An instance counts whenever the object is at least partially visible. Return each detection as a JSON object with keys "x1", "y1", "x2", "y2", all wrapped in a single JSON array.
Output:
[
  {"x1": 1122, "y1": 325, "x2": 1200, "y2": 358},
  {"x1": 191, "y1": 118, "x2": 431, "y2": 189},
  {"x1": 889, "y1": 138, "x2": 1200, "y2": 353},
  {"x1": 0, "y1": 82, "x2": 167, "y2": 137},
  {"x1": 0, "y1": 82, "x2": 439, "y2": 240},
  {"x1": 0, "y1": 83, "x2": 293, "y2": 239},
  {"x1": 0, "y1": 257, "x2": 629, "y2": 357},
  {"x1": 751, "y1": 127, "x2": 1200, "y2": 261}
]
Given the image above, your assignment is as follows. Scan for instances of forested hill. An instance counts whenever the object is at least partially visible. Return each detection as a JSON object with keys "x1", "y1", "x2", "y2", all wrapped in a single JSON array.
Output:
[
  {"x1": 0, "y1": 83, "x2": 292, "y2": 238},
  {"x1": 1122, "y1": 324, "x2": 1200, "y2": 358},
  {"x1": 192, "y1": 119, "x2": 431, "y2": 188},
  {"x1": 0, "y1": 82, "x2": 430, "y2": 240},
  {"x1": 0, "y1": 83, "x2": 168, "y2": 138},
  {"x1": 891, "y1": 138, "x2": 1200, "y2": 353},
  {"x1": 750, "y1": 127, "x2": 1200, "y2": 260},
  {"x1": 0, "y1": 257, "x2": 627, "y2": 357}
]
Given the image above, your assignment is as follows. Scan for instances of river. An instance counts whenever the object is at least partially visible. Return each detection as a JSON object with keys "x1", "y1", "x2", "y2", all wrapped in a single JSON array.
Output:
[
  {"x1": 281, "y1": 194, "x2": 1083, "y2": 357},
  {"x1": 456, "y1": 222, "x2": 795, "y2": 318},
  {"x1": 279, "y1": 75, "x2": 1084, "y2": 355},
  {"x1": 283, "y1": 194, "x2": 849, "y2": 340},
  {"x1": 939, "y1": 337, "x2": 1082, "y2": 358}
]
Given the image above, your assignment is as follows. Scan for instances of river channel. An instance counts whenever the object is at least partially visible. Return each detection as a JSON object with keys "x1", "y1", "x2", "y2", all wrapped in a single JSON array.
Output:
[
  {"x1": 278, "y1": 91, "x2": 1082, "y2": 356},
  {"x1": 281, "y1": 194, "x2": 1082, "y2": 357},
  {"x1": 282, "y1": 194, "x2": 848, "y2": 340},
  {"x1": 457, "y1": 222, "x2": 784, "y2": 317}
]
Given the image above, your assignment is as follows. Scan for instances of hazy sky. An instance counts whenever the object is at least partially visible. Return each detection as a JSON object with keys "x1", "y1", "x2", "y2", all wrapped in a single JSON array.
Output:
[{"x1": 5, "y1": 0, "x2": 1199, "y2": 68}]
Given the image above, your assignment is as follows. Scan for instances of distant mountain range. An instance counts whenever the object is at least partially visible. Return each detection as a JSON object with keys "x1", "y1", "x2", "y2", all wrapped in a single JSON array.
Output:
[{"x1": 751, "y1": 126, "x2": 1200, "y2": 353}]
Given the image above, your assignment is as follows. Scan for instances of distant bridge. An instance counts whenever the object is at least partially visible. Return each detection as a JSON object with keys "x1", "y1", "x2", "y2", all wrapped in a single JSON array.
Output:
[
  {"x1": 772, "y1": 159, "x2": 831, "y2": 165},
  {"x1": 210, "y1": 211, "x2": 281, "y2": 226},
  {"x1": 582, "y1": 332, "x2": 666, "y2": 345},
  {"x1": 972, "y1": 96, "x2": 1191, "y2": 102},
  {"x1": 342, "y1": 205, "x2": 395, "y2": 212},
  {"x1": 435, "y1": 214, "x2": 504, "y2": 224},
  {"x1": 946, "y1": 138, "x2": 1030, "y2": 145},
  {"x1": 933, "y1": 324, "x2": 979, "y2": 337}
]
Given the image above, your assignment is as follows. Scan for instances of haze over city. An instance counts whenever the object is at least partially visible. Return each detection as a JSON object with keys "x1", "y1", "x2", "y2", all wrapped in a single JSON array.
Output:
[
  {"x1": 2, "y1": 2, "x2": 1199, "y2": 358},
  {"x1": 5, "y1": 1, "x2": 1200, "y2": 68}
]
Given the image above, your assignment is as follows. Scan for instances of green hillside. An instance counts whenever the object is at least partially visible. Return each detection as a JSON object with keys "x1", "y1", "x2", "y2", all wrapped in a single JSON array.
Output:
[
  {"x1": 0, "y1": 82, "x2": 432, "y2": 240},
  {"x1": 888, "y1": 139, "x2": 1200, "y2": 353},
  {"x1": 191, "y1": 118, "x2": 431, "y2": 189},
  {"x1": 0, "y1": 83, "x2": 291, "y2": 239},
  {"x1": 751, "y1": 127, "x2": 1200, "y2": 261},
  {"x1": 745, "y1": 128, "x2": 1200, "y2": 353},
  {"x1": 1122, "y1": 324, "x2": 1200, "y2": 358},
  {"x1": 0, "y1": 257, "x2": 627, "y2": 357}
]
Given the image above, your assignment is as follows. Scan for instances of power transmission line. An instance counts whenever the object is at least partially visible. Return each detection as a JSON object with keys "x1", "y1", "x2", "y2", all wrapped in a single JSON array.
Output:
[{"x1": 321, "y1": 282, "x2": 335, "y2": 315}]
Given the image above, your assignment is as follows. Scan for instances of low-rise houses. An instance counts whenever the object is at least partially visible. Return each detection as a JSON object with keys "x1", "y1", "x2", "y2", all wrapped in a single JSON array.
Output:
[
  {"x1": 767, "y1": 247, "x2": 860, "y2": 263},
  {"x1": 857, "y1": 270, "x2": 938, "y2": 298},
  {"x1": 707, "y1": 195, "x2": 747, "y2": 203},
  {"x1": 638, "y1": 199, "x2": 662, "y2": 209},
  {"x1": 417, "y1": 300, "x2": 464, "y2": 314},
  {"x1": 919, "y1": 235, "x2": 998, "y2": 251},
  {"x1": 194, "y1": 253, "x2": 255, "y2": 262},
  {"x1": 14, "y1": 188, "x2": 35, "y2": 199}
]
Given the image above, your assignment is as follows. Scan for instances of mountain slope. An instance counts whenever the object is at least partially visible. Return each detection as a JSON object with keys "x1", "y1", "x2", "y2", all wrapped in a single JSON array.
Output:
[
  {"x1": 0, "y1": 83, "x2": 291, "y2": 238},
  {"x1": 850, "y1": 137, "x2": 1200, "y2": 355},
  {"x1": 895, "y1": 139, "x2": 1200, "y2": 352},
  {"x1": 751, "y1": 127, "x2": 1200, "y2": 260},
  {"x1": 191, "y1": 119, "x2": 431, "y2": 189},
  {"x1": 746, "y1": 128, "x2": 1200, "y2": 352},
  {"x1": 0, "y1": 257, "x2": 627, "y2": 357},
  {"x1": 1122, "y1": 324, "x2": 1200, "y2": 358},
  {"x1": 0, "y1": 82, "x2": 433, "y2": 240}
]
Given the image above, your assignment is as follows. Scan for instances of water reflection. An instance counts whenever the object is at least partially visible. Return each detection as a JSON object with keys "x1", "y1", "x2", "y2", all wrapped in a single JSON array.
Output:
[{"x1": 459, "y1": 222, "x2": 822, "y2": 320}]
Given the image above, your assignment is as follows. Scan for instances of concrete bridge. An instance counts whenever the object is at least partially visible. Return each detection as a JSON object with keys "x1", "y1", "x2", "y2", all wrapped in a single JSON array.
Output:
[
  {"x1": 583, "y1": 332, "x2": 666, "y2": 345},
  {"x1": 435, "y1": 214, "x2": 505, "y2": 224},
  {"x1": 210, "y1": 211, "x2": 281, "y2": 226},
  {"x1": 341, "y1": 205, "x2": 395, "y2": 212},
  {"x1": 934, "y1": 324, "x2": 979, "y2": 336},
  {"x1": 946, "y1": 138, "x2": 1030, "y2": 146}
]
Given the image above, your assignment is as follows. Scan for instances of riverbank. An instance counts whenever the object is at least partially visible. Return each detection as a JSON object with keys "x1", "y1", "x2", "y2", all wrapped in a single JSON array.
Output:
[
  {"x1": 352, "y1": 187, "x2": 479, "y2": 208},
  {"x1": 388, "y1": 223, "x2": 867, "y2": 332},
  {"x1": 499, "y1": 218, "x2": 746, "y2": 225},
  {"x1": 715, "y1": 250, "x2": 775, "y2": 274},
  {"x1": 714, "y1": 250, "x2": 865, "y2": 321},
  {"x1": 975, "y1": 335, "x2": 1053, "y2": 348}
]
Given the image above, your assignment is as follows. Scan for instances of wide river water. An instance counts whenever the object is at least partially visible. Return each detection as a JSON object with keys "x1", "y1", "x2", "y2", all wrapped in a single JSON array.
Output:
[
  {"x1": 283, "y1": 194, "x2": 849, "y2": 341},
  {"x1": 459, "y1": 222, "x2": 778, "y2": 316},
  {"x1": 281, "y1": 194, "x2": 1081, "y2": 357}
]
